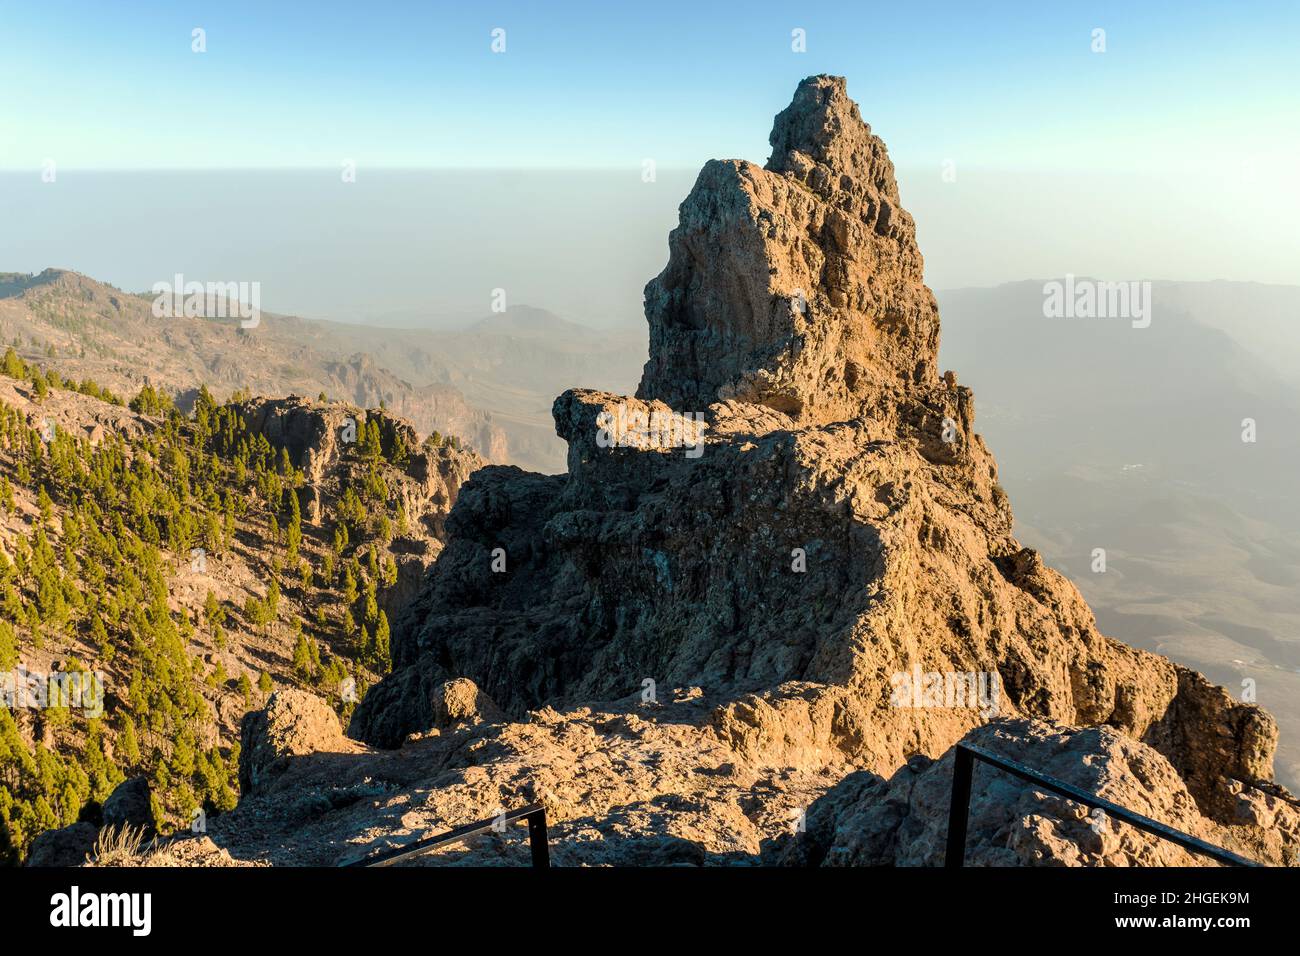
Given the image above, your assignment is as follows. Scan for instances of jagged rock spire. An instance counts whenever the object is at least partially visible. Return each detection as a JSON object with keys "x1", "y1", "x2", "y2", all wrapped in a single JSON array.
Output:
[
  {"x1": 638, "y1": 75, "x2": 940, "y2": 421},
  {"x1": 341, "y1": 79, "x2": 1291, "y2": 872},
  {"x1": 767, "y1": 75, "x2": 887, "y2": 185}
]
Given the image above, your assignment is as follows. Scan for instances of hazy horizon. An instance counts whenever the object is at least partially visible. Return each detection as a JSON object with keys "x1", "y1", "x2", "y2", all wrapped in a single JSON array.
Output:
[
  {"x1": 5, "y1": 1, "x2": 1297, "y2": 326},
  {"x1": 4, "y1": 166, "x2": 1297, "y2": 330}
]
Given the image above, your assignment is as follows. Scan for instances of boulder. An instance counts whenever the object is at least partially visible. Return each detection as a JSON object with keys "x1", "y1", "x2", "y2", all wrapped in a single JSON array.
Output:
[
  {"x1": 432, "y1": 678, "x2": 504, "y2": 727},
  {"x1": 102, "y1": 776, "x2": 157, "y2": 836},
  {"x1": 240, "y1": 689, "x2": 347, "y2": 793},
  {"x1": 25, "y1": 822, "x2": 97, "y2": 868}
]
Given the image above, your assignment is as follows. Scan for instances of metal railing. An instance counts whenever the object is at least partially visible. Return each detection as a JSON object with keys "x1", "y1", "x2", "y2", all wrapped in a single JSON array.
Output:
[
  {"x1": 343, "y1": 802, "x2": 550, "y2": 868},
  {"x1": 945, "y1": 743, "x2": 1257, "y2": 867}
]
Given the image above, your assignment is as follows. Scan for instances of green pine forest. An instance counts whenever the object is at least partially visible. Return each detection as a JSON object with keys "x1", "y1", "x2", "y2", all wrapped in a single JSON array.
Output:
[{"x1": 0, "y1": 347, "x2": 443, "y2": 864}]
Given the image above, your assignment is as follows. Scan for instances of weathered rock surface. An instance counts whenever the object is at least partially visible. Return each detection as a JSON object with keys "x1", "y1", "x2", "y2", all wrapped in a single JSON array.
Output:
[
  {"x1": 639, "y1": 75, "x2": 939, "y2": 420},
  {"x1": 176, "y1": 76, "x2": 1298, "y2": 867},
  {"x1": 239, "y1": 689, "x2": 361, "y2": 794},
  {"x1": 432, "y1": 678, "x2": 504, "y2": 728},
  {"x1": 771, "y1": 718, "x2": 1300, "y2": 866}
]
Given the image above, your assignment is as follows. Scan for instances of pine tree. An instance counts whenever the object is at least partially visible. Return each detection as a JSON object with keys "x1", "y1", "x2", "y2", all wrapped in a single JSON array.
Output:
[
  {"x1": 342, "y1": 564, "x2": 358, "y2": 605},
  {"x1": 363, "y1": 419, "x2": 382, "y2": 459},
  {"x1": 203, "y1": 590, "x2": 224, "y2": 632},
  {"x1": 285, "y1": 490, "x2": 302, "y2": 563},
  {"x1": 1, "y1": 347, "x2": 26, "y2": 378},
  {"x1": 118, "y1": 712, "x2": 141, "y2": 764},
  {"x1": 0, "y1": 620, "x2": 16, "y2": 669},
  {"x1": 371, "y1": 611, "x2": 391, "y2": 674},
  {"x1": 292, "y1": 631, "x2": 313, "y2": 680}
]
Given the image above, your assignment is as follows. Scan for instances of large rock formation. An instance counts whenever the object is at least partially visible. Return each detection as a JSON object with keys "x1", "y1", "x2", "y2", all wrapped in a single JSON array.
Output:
[
  {"x1": 24, "y1": 822, "x2": 98, "y2": 868},
  {"x1": 235, "y1": 395, "x2": 482, "y2": 617},
  {"x1": 639, "y1": 75, "x2": 939, "y2": 418},
  {"x1": 102, "y1": 777, "x2": 158, "y2": 838},
  {"x1": 239, "y1": 689, "x2": 360, "y2": 794},
  {"x1": 199, "y1": 76, "x2": 1297, "y2": 867}
]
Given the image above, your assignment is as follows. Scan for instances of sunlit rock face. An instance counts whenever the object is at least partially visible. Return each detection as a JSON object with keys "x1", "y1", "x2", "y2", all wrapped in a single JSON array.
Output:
[
  {"x1": 333, "y1": 77, "x2": 1295, "y2": 868},
  {"x1": 638, "y1": 75, "x2": 940, "y2": 422}
]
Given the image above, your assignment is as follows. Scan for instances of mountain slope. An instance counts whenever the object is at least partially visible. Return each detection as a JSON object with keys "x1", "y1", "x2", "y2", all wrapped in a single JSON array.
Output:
[
  {"x1": 304, "y1": 305, "x2": 647, "y2": 472},
  {"x1": 938, "y1": 280, "x2": 1300, "y2": 787},
  {"x1": 0, "y1": 270, "x2": 508, "y2": 463},
  {"x1": 0, "y1": 351, "x2": 481, "y2": 863}
]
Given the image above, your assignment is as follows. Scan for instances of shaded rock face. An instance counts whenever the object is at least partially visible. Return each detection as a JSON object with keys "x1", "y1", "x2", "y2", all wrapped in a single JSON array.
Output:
[
  {"x1": 24, "y1": 821, "x2": 97, "y2": 867},
  {"x1": 102, "y1": 777, "x2": 157, "y2": 837},
  {"x1": 638, "y1": 75, "x2": 939, "y2": 420},
  {"x1": 338, "y1": 76, "x2": 1296, "y2": 863},
  {"x1": 24, "y1": 779, "x2": 162, "y2": 866}
]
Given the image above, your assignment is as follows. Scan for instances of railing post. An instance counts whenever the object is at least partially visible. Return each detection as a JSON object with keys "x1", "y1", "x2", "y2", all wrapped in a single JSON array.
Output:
[
  {"x1": 527, "y1": 807, "x2": 550, "y2": 868},
  {"x1": 945, "y1": 745, "x2": 974, "y2": 867}
]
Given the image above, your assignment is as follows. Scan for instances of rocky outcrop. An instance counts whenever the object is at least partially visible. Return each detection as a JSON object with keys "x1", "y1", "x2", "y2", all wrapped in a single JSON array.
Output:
[
  {"x1": 239, "y1": 689, "x2": 358, "y2": 794},
  {"x1": 357, "y1": 382, "x2": 1273, "y2": 821},
  {"x1": 102, "y1": 777, "x2": 158, "y2": 837},
  {"x1": 235, "y1": 394, "x2": 481, "y2": 548},
  {"x1": 0, "y1": 377, "x2": 153, "y2": 449},
  {"x1": 24, "y1": 821, "x2": 98, "y2": 867},
  {"x1": 771, "y1": 718, "x2": 1300, "y2": 866},
  {"x1": 639, "y1": 75, "x2": 938, "y2": 420},
  {"x1": 194, "y1": 76, "x2": 1298, "y2": 868}
]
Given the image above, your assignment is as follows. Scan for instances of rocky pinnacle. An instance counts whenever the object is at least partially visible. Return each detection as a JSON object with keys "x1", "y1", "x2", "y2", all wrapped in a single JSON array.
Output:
[
  {"x1": 638, "y1": 75, "x2": 940, "y2": 421},
  {"x1": 329, "y1": 77, "x2": 1297, "y2": 868}
]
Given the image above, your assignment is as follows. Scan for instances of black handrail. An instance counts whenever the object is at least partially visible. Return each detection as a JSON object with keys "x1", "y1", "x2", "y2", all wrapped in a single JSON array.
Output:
[
  {"x1": 945, "y1": 742, "x2": 1257, "y2": 867},
  {"x1": 342, "y1": 802, "x2": 550, "y2": 868}
]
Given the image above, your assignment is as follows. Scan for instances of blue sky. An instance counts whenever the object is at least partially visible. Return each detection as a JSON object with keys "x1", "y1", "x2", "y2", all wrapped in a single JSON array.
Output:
[
  {"x1": 3, "y1": 0, "x2": 1297, "y2": 171},
  {"x1": 2, "y1": 0, "x2": 1297, "y2": 302}
]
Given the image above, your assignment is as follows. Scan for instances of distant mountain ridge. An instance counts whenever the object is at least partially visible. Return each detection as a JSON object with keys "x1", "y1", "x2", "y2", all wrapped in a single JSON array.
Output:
[
  {"x1": 0, "y1": 269, "x2": 648, "y2": 472},
  {"x1": 0, "y1": 268, "x2": 509, "y2": 462},
  {"x1": 302, "y1": 304, "x2": 646, "y2": 471}
]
